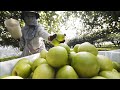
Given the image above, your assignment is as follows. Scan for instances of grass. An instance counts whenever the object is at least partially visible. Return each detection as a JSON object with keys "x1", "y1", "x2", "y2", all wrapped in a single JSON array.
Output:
[{"x1": 0, "y1": 56, "x2": 19, "y2": 62}]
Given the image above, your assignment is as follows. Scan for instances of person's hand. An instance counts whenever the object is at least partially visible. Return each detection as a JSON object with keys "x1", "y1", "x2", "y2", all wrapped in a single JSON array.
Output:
[
  {"x1": 48, "y1": 34, "x2": 57, "y2": 41},
  {"x1": 48, "y1": 34, "x2": 66, "y2": 43}
]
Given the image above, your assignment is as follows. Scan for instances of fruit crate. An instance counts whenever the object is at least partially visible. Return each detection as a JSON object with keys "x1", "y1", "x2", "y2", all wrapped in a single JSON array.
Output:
[
  {"x1": 98, "y1": 50, "x2": 120, "y2": 63},
  {"x1": 0, "y1": 53, "x2": 40, "y2": 77},
  {"x1": 0, "y1": 50, "x2": 120, "y2": 77}
]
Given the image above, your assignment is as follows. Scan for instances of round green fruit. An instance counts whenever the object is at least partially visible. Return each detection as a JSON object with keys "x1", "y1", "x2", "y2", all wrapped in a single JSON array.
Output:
[
  {"x1": 12, "y1": 63, "x2": 31, "y2": 78},
  {"x1": 112, "y1": 61, "x2": 120, "y2": 72},
  {"x1": 73, "y1": 44, "x2": 80, "y2": 53},
  {"x1": 59, "y1": 43, "x2": 70, "y2": 54},
  {"x1": 46, "y1": 46, "x2": 68, "y2": 68},
  {"x1": 77, "y1": 42, "x2": 98, "y2": 56},
  {"x1": 71, "y1": 52, "x2": 100, "y2": 78},
  {"x1": 56, "y1": 65, "x2": 79, "y2": 79},
  {"x1": 97, "y1": 55, "x2": 113, "y2": 71},
  {"x1": 56, "y1": 33, "x2": 65, "y2": 42},
  {"x1": 68, "y1": 51, "x2": 76, "y2": 65},
  {"x1": 32, "y1": 58, "x2": 47, "y2": 71},
  {"x1": 32, "y1": 64, "x2": 55, "y2": 79},
  {"x1": 99, "y1": 70, "x2": 120, "y2": 79},
  {"x1": 40, "y1": 49, "x2": 48, "y2": 59},
  {"x1": 16, "y1": 58, "x2": 32, "y2": 66}
]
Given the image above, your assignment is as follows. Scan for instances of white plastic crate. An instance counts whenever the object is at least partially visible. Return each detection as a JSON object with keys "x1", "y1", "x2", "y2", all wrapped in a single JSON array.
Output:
[
  {"x1": 98, "y1": 50, "x2": 120, "y2": 63},
  {"x1": 0, "y1": 53, "x2": 40, "y2": 77},
  {"x1": 0, "y1": 50, "x2": 120, "y2": 77}
]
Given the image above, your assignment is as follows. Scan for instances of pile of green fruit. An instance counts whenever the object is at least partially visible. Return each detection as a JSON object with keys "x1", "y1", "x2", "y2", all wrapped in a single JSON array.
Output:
[{"x1": 1, "y1": 42, "x2": 120, "y2": 79}]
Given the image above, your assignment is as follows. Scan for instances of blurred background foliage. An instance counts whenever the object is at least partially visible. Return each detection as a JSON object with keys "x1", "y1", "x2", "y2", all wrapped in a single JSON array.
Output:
[{"x1": 0, "y1": 11, "x2": 120, "y2": 49}]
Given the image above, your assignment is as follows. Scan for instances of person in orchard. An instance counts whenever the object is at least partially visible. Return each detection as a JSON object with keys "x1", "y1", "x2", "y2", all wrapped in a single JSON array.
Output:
[{"x1": 19, "y1": 11, "x2": 65, "y2": 57}]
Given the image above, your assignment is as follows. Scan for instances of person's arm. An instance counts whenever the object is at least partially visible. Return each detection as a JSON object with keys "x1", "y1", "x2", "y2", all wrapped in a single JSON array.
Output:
[
  {"x1": 37, "y1": 26, "x2": 50, "y2": 41},
  {"x1": 37, "y1": 25, "x2": 65, "y2": 43},
  {"x1": 19, "y1": 28, "x2": 25, "y2": 51}
]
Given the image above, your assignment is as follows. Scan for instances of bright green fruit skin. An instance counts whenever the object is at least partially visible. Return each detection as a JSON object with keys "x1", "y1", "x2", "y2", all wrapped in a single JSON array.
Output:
[
  {"x1": 46, "y1": 46, "x2": 68, "y2": 68},
  {"x1": 99, "y1": 70, "x2": 120, "y2": 79},
  {"x1": 40, "y1": 49, "x2": 48, "y2": 59},
  {"x1": 59, "y1": 43, "x2": 70, "y2": 54},
  {"x1": 16, "y1": 58, "x2": 32, "y2": 66},
  {"x1": 32, "y1": 64, "x2": 55, "y2": 79},
  {"x1": 97, "y1": 55, "x2": 113, "y2": 71},
  {"x1": 56, "y1": 33, "x2": 65, "y2": 42},
  {"x1": 112, "y1": 61, "x2": 120, "y2": 72},
  {"x1": 56, "y1": 65, "x2": 79, "y2": 79},
  {"x1": 12, "y1": 63, "x2": 31, "y2": 78},
  {"x1": 78, "y1": 42, "x2": 98, "y2": 56},
  {"x1": 51, "y1": 39, "x2": 60, "y2": 46},
  {"x1": 71, "y1": 52, "x2": 100, "y2": 78},
  {"x1": 68, "y1": 51, "x2": 76, "y2": 65},
  {"x1": 32, "y1": 58, "x2": 47, "y2": 71},
  {"x1": 73, "y1": 44, "x2": 80, "y2": 53}
]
